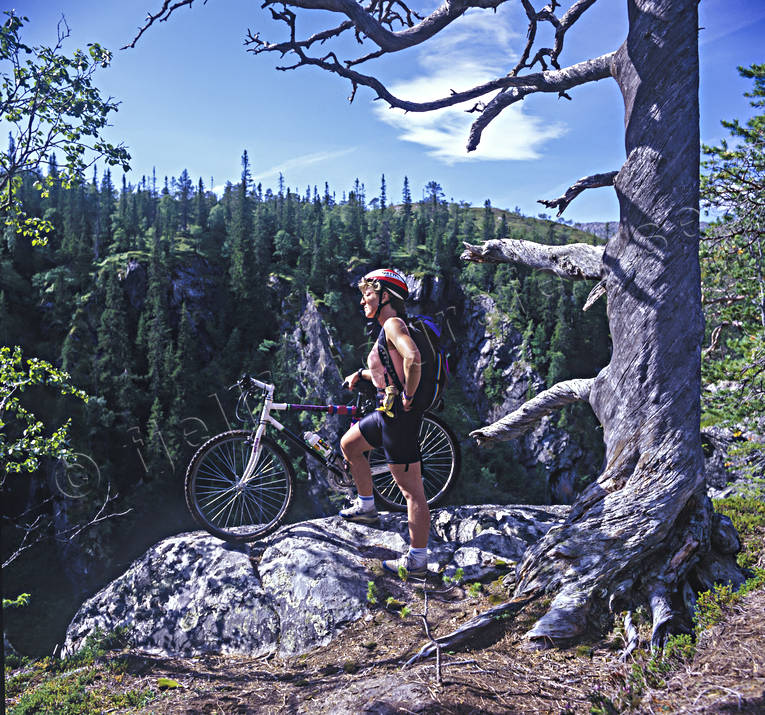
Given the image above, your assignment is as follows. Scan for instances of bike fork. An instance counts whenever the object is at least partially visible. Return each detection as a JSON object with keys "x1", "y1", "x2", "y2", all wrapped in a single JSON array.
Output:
[{"x1": 241, "y1": 387, "x2": 277, "y2": 482}]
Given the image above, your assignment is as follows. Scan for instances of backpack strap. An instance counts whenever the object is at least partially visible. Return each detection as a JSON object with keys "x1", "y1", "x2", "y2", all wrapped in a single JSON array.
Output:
[{"x1": 377, "y1": 327, "x2": 404, "y2": 393}]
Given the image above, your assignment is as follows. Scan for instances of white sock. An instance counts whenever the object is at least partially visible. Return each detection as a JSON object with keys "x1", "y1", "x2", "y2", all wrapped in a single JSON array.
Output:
[
  {"x1": 358, "y1": 494, "x2": 375, "y2": 511},
  {"x1": 408, "y1": 546, "x2": 428, "y2": 566}
]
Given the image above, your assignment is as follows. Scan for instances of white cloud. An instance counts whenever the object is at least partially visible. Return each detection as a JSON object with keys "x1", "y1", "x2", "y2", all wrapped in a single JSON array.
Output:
[
  {"x1": 372, "y1": 7, "x2": 565, "y2": 162},
  {"x1": 254, "y1": 148, "x2": 357, "y2": 183},
  {"x1": 210, "y1": 148, "x2": 357, "y2": 196}
]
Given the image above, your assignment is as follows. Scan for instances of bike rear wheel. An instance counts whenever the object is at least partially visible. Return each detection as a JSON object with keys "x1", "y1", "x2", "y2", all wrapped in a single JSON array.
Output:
[
  {"x1": 185, "y1": 430, "x2": 294, "y2": 542},
  {"x1": 370, "y1": 413, "x2": 460, "y2": 511}
]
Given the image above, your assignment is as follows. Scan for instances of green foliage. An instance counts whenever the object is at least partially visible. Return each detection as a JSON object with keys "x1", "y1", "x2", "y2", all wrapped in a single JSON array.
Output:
[
  {"x1": 5, "y1": 626, "x2": 151, "y2": 715},
  {"x1": 662, "y1": 633, "x2": 695, "y2": 664},
  {"x1": 695, "y1": 581, "x2": 736, "y2": 632},
  {"x1": 714, "y1": 483, "x2": 765, "y2": 569},
  {"x1": 442, "y1": 566, "x2": 465, "y2": 585},
  {"x1": 695, "y1": 571, "x2": 765, "y2": 635},
  {"x1": 482, "y1": 363, "x2": 505, "y2": 405},
  {"x1": 467, "y1": 582, "x2": 482, "y2": 598},
  {"x1": 0, "y1": 12, "x2": 130, "y2": 246},
  {"x1": 0, "y1": 345, "x2": 88, "y2": 473},
  {"x1": 700, "y1": 64, "x2": 765, "y2": 407},
  {"x1": 9, "y1": 670, "x2": 155, "y2": 715},
  {"x1": 366, "y1": 580, "x2": 378, "y2": 605},
  {"x1": 2, "y1": 592, "x2": 30, "y2": 608}
]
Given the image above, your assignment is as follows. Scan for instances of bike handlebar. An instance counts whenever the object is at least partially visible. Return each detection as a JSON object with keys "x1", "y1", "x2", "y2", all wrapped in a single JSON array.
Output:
[{"x1": 232, "y1": 374, "x2": 275, "y2": 395}]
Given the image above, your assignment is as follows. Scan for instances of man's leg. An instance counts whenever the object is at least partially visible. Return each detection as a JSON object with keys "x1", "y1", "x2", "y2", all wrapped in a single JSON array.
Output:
[{"x1": 389, "y1": 461, "x2": 430, "y2": 549}]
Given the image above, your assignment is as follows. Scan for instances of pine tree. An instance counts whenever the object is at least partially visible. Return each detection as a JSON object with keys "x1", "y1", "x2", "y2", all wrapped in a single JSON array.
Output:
[
  {"x1": 144, "y1": 230, "x2": 172, "y2": 401},
  {"x1": 195, "y1": 177, "x2": 208, "y2": 231},
  {"x1": 497, "y1": 212, "x2": 509, "y2": 239},
  {"x1": 482, "y1": 199, "x2": 495, "y2": 242},
  {"x1": 99, "y1": 168, "x2": 115, "y2": 252},
  {"x1": 546, "y1": 290, "x2": 574, "y2": 386},
  {"x1": 229, "y1": 151, "x2": 253, "y2": 299},
  {"x1": 95, "y1": 269, "x2": 132, "y2": 404},
  {"x1": 400, "y1": 176, "x2": 413, "y2": 250},
  {"x1": 176, "y1": 168, "x2": 193, "y2": 232},
  {"x1": 61, "y1": 175, "x2": 90, "y2": 274}
]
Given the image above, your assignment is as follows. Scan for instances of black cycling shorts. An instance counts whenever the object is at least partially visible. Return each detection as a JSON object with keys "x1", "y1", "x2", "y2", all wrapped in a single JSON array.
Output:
[{"x1": 357, "y1": 398, "x2": 424, "y2": 465}]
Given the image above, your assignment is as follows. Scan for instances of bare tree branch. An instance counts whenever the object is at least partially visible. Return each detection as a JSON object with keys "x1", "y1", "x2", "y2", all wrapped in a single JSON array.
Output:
[
  {"x1": 130, "y1": 1, "x2": 612, "y2": 151},
  {"x1": 467, "y1": 52, "x2": 614, "y2": 151},
  {"x1": 247, "y1": 38, "x2": 615, "y2": 130},
  {"x1": 406, "y1": 596, "x2": 534, "y2": 664},
  {"x1": 244, "y1": 22, "x2": 356, "y2": 59},
  {"x1": 258, "y1": 0, "x2": 508, "y2": 53},
  {"x1": 702, "y1": 320, "x2": 743, "y2": 356},
  {"x1": 470, "y1": 378, "x2": 595, "y2": 445},
  {"x1": 619, "y1": 611, "x2": 639, "y2": 661},
  {"x1": 538, "y1": 170, "x2": 618, "y2": 217},
  {"x1": 123, "y1": 0, "x2": 203, "y2": 50},
  {"x1": 583, "y1": 279, "x2": 606, "y2": 311},
  {"x1": 2, "y1": 484, "x2": 131, "y2": 569},
  {"x1": 512, "y1": 0, "x2": 599, "y2": 75},
  {"x1": 461, "y1": 239, "x2": 604, "y2": 280}
]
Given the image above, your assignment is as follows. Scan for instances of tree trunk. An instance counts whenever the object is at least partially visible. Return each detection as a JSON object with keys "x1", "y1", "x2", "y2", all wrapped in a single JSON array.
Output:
[{"x1": 513, "y1": 0, "x2": 745, "y2": 647}]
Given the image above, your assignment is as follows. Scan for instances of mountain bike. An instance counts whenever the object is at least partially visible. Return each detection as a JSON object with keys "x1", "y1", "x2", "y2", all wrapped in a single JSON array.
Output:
[{"x1": 184, "y1": 375, "x2": 461, "y2": 543}]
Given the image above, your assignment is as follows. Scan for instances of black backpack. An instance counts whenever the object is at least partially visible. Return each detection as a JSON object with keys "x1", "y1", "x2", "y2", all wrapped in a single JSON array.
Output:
[{"x1": 377, "y1": 315, "x2": 448, "y2": 412}]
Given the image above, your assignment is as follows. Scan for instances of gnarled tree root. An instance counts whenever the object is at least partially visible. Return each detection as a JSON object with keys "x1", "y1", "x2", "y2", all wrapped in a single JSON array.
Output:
[{"x1": 404, "y1": 596, "x2": 535, "y2": 665}]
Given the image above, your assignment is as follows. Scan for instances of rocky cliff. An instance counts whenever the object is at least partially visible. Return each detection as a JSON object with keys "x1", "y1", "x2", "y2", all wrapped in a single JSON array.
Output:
[
  {"x1": 442, "y1": 286, "x2": 598, "y2": 504},
  {"x1": 63, "y1": 504, "x2": 568, "y2": 659}
]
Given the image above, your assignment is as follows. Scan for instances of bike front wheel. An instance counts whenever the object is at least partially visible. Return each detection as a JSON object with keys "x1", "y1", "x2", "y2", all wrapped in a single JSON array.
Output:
[
  {"x1": 185, "y1": 430, "x2": 295, "y2": 543},
  {"x1": 370, "y1": 413, "x2": 461, "y2": 511}
]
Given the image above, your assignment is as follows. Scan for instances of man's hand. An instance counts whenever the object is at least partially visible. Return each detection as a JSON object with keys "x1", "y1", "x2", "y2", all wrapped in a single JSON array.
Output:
[{"x1": 402, "y1": 394, "x2": 414, "y2": 411}]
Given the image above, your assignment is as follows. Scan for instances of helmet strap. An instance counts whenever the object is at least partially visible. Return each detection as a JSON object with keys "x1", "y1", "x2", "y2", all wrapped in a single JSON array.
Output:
[{"x1": 373, "y1": 297, "x2": 390, "y2": 321}]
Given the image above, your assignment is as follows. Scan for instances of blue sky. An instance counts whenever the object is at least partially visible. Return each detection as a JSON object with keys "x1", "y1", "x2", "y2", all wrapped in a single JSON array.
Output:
[{"x1": 11, "y1": 0, "x2": 765, "y2": 222}]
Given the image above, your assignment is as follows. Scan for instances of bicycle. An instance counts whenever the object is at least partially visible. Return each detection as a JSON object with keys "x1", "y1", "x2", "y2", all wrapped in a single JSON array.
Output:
[{"x1": 184, "y1": 375, "x2": 461, "y2": 543}]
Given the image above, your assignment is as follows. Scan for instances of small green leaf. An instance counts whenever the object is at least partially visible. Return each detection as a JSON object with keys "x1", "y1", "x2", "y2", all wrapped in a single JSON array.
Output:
[{"x1": 157, "y1": 677, "x2": 180, "y2": 689}]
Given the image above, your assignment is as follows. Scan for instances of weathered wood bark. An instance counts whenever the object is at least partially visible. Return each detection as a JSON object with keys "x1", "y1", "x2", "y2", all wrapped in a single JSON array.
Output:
[
  {"x1": 508, "y1": 0, "x2": 744, "y2": 647},
  {"x1": 461, "y1": 239, "x2": 603, "y2": 280},
  {"x1": 470, "y1": 378, "x2": 594, "y2": 444}
]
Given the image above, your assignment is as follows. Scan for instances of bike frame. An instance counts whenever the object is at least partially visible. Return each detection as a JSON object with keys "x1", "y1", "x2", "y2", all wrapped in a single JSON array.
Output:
[{"x1": 241, "y1": 377, "x2": 362, "y2": 483}]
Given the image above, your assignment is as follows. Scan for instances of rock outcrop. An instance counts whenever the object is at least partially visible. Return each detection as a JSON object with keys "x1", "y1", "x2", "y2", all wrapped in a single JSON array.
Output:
[
  {"x1": 286, "y1": 292, "x2": 348, "y2": 517},
  {"x1": 63, "y1": 504, "x2": 568, "y2": 659},
  {"x1": 452, "y1": 291, "x2": 598, "y2": 504},
  {"x1": 702, "y1": 423, "x2": 765, "y2": 498}
]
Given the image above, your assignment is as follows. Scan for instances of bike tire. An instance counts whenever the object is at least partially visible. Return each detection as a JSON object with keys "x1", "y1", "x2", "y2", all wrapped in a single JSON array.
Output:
[
  {"x1": 371, "y1": 412, "x2": 461, "y2": 511},
  {"x1": 185, "y1": 430, "x2": 295, "y2": 543}
]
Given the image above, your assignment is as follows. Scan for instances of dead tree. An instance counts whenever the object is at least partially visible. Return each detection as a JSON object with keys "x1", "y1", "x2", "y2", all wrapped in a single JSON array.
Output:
[{"x1": 133, "y1": 0, "x2": 746, "y2": 648}]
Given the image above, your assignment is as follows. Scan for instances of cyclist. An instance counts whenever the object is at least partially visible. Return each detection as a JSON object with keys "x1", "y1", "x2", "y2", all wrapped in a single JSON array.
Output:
[{"x1": 340, "y1": 268, "x2": 430, "y2": 577}]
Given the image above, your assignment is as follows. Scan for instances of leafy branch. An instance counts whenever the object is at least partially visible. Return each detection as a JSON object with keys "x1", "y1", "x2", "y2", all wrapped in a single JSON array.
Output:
[
  {"x1": 0, "y1": 11, "x2": 130, "y2": 245},
  {"x1": 0, "y1": 345, "x2": 88, "y2": 477}
]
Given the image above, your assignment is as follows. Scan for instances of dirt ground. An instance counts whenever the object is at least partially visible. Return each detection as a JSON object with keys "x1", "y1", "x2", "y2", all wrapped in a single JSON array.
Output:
[{"x1": 73, "y1": 581, "x2": 765, "y2": 714}]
